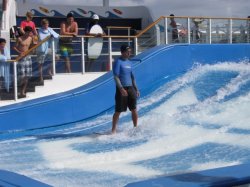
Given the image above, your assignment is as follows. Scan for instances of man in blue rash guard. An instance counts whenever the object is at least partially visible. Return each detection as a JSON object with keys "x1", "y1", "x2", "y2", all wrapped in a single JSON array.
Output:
[{"x1": 112, "y1": 44, "x2": 140, "y2": 134}]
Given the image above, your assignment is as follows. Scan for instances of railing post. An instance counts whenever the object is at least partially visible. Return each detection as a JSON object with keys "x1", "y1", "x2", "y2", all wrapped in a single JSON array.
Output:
[
  {"x1": 51, "y1": 38, "x2": 56, "y2": 75},
  {"x1": 81, "y1": 37, "x2": 85, "y2": 73},
  {"x1": 164, "y1": 17, "x2": 168, "y2": 44},
  {"x1": 187, "y1": 18, "x2": 191, "y2": 44},
  {"x1": 134, "y1": 37, "x2": 138, "y2": 56},
  {"x1": 209, "y1": 19, "x2": 212, "y2": 44},
  {"x1": 229, "y1": 19, "x2": 233, "y2": 44},
  {"x1": 108, "y1": 37, "x2": 112, "y2": 71},
  {"x1": 155, "y1": 25, "x2": 161, "y2": 45},
  {"x1": 13, "y1": 61, "x2": 18, "y2": 101}
]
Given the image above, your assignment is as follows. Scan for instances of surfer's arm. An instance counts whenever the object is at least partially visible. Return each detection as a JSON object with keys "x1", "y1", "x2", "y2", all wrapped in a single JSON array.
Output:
[
  {"x1": 114, "y1": 75, "x2": 123, "y2": 89},
  {"x1": 114, "y1": 75, "x2": 128, "y2": 96},
  {"x1": 131, "y1": 73, "x2": 140, "y2": 97}
]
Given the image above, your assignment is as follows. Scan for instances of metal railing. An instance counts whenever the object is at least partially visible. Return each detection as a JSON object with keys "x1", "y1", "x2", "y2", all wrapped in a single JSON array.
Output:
[{"x1": 2, "y1": 16, "x2": 250, "y2": 101}]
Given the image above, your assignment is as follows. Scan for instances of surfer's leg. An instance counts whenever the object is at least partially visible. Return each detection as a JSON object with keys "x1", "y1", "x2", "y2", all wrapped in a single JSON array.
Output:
[
  {"x1": 131, "y1": 109, "x2": 138, "y2": 128},
  {"x1": 112, "y1": 112, "x2": 120, "y2": 134}
]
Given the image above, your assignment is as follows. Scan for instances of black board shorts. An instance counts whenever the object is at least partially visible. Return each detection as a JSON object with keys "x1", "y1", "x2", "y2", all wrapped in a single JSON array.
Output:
[{"x1": 115, "y1": 86, "x2": 137, "y2": 112}]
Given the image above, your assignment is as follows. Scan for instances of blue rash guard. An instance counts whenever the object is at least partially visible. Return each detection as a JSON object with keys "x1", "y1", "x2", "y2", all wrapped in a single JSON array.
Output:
[{"x1": 113, "y1": 57, "x2": 134, "y2": 87}]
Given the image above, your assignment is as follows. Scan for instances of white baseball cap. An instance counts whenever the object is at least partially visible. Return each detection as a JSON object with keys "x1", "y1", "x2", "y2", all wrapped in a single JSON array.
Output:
[{"x1": 92, "y1": 14, "x2": 99, "y2": 20}]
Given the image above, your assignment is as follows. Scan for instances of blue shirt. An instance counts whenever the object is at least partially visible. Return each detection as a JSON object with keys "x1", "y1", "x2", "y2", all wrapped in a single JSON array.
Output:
[
  {"x1": 37, "y1": 27, "x2": 59, "y2": 54},
  {"x1": 113, "y1": 57, "x2": 134, "y2": 87}
]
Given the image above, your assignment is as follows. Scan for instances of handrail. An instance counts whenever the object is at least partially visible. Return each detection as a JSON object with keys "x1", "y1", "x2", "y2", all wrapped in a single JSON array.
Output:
[
  {"x1": 135, "y1": 16, "x2": 165, "y2": 38},
  {"x1": 162, "y1": 16, "x2": 250, "y2": 21},
  {"x1": 14, "y1": 35, "x2": 51, "y2": 62}
]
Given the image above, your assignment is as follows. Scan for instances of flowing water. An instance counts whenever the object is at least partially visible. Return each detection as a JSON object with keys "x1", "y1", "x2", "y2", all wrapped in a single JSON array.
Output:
[{"x1": 0, "y1": 61, "x2": 250, "y2": 187}]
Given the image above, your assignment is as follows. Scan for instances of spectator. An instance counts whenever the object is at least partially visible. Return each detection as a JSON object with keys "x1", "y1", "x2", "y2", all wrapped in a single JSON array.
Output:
[
  {"x1": 169, "y1": 14, "x2": 179, "y2": 43},
  {"x1": 85, "y1": 14, "x2": 106, "y2": 72},
  {"x1": 59, "y1": 12, "x2": 78, "y2": 73},
  {"x1": 13, "y1": 26, "x2": 34, "y2": 98},
  {"x1": 0, "y1": 38, "x2": 11, "y2": 94},
  {"x1": 20, "y1": 11, "x2": 38, "y2": 44},
  {"x1": 37, "y1": 19, "x2": 59, "y2": 83},
  {"x1": 191, "y1": 19, "x2": 202, "y2": 43}
]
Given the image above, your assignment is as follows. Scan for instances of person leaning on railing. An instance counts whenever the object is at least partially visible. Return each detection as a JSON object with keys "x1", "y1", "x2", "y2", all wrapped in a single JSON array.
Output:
[
  {"x1": 85, "y1": 14, "x2": 106, "y2": 72},
  {"x1": 59, "y1": 12, "x2": 78, "y2": 73},
  {"x1": 0, "y1": 38, "x2": 11, "y2": 96},
  {"x1": 37, "y1": 18, "x2": 59, "y2": 83},
  {"x1": 13, "y1": 26, "x2": 34, "y2": 98}
]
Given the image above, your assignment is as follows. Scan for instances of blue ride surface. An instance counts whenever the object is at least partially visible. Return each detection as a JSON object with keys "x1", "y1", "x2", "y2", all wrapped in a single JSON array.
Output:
[
  {"x1": 125, "y1": 163, "x2": 250, "y2": 187},
  {"x1": 0, "y1": 169, "x2": 52, "y2": 187},
  {"x1": 0, "y1": 44, "x2": 249, "y2": 132}
]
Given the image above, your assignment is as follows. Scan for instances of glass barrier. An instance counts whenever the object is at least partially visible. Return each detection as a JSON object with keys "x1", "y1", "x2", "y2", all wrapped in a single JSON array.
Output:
[
  {"x1": 232, "y1": 19, "x2": 249, "y2": 43},
  {"x1": 211, "y1": 19, "x2": 230, "y2": 43},
  {"x1": 4, "y1": 16, "x2": 250, "y2": 101},
  {"x1": 137, "y1": 23, "x2": 160, "y2": 54},
  {"x1": 0, "y1": 61, "x2": 14, "y2": 101}
]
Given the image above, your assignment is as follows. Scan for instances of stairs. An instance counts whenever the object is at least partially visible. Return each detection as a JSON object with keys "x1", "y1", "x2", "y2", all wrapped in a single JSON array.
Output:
[{"x1": 0, "y1": 72, "x2": 105, "y2": 106}]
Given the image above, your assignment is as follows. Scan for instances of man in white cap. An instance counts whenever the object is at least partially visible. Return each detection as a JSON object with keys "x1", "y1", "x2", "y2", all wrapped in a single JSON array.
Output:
[
  {"x1": 85, "y1": 14, "x2": 105, "y2": 37},
  {"x1": 85, "y1": 14, "x2": 106, "y2": 71}
]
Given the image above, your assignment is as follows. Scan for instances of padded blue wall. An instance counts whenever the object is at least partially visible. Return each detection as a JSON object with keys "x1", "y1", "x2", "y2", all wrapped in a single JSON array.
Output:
[{"x1": 0, "y1": 44, "x2": 249, "y2": 132}]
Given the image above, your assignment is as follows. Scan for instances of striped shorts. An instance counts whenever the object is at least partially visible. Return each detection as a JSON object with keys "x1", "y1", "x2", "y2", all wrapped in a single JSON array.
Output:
[{"x1": 18, "y1": 56, "x2": 32, "y2": 77}]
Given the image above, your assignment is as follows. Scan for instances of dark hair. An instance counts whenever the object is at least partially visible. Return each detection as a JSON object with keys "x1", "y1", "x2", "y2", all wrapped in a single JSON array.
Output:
[
  {"x1": 67, "y1": 12, "x2": 74, "y2": 18},
  {"x1": 170, "y1": 14, "x2": 175, "y2": 17},
  {"x1": 248, "y1": 16, "x2": 250, "y2": 18},
  {"x1": 24, "y1": 26, "x2": 33, "y2": 32},
  {"x1": 0, "y1": 38, "x2": 6, "y2": 43},
  {"x1": 120, "y1": 44, "x2": 131, "y2": 53}
]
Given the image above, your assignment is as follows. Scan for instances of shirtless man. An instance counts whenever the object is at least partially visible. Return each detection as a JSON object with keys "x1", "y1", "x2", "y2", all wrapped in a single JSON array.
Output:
[
  {"x1": 13, "y1": 26, "x2": 33, "y2": 98},
  {"x1": 60, "y1": 12, "x2": 78, "y2": 73}
]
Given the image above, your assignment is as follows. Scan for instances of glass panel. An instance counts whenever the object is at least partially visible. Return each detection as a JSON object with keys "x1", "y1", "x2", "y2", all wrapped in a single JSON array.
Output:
[
  {"x1": 84, "y1": 37, "x2": 110, "y2": 72},
  {"x1": 232, "y1": 19, "x2": 248, "y2": 43},
  {"x1": 211, "y1": 19, "x2": 230, "y2": 44},
  {"x1": 0, "y1": 62, "x2": 14, "y2": 101},
  {"x1": 247, "y1": 18, "x2": 250, "y2": 43},
  {"x1": 110, "y1": 36, "x2": 135, "y2": 69},
  {"x1": 57, "y1": 36, "x2": 82, "y2": 73},
  {"x1": 137, "y1": 20, "x2": 163, "y2": 54},
  {"x1": 190, "y1": 18, "x2": 210, "y2": 44}
]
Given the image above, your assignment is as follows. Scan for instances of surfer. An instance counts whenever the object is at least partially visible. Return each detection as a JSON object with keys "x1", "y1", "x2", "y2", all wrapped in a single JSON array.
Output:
[{"x1": 112, "y1": 44, "x2": 140, "y2": 134}]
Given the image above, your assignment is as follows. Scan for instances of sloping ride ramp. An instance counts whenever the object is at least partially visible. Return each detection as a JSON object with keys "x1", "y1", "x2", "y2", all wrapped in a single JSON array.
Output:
[
  {"x1": 0, "y1": 44, "x2": 250, "y2": 187},
  {"x1": 0, "y1": 44, "x2": 249, "y2": 132}
]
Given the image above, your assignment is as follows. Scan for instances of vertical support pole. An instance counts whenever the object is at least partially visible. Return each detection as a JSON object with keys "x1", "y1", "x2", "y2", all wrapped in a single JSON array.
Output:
[
  {"x1": 51, "y1": 38, "x2": 56, "y2": 75},
  {"x1": 108, "y1": 37, "x2": 112, "y2": 71},
  {"x1": 81, "y1": 37, "x2": 85, "y2": 73},
  {"x1": 209, "y1": 19, "x2": 212, "y2": 44},
  {"x1": 134, "y1": 37, "x2": 138, "y2": 56},
  {"x1": 164, "y1": 17, "x2": 168, "y2": 44},
  {"x1": 188, "y1": 18, "x2": 191, "y2": 44},
  {"x1": 13, "y1": 61, "x2": 18, "y2": 101},
  {"x1": 229, "y1": 19, "x2": 233, "y2": 44},
  {"x1": 187, "y1": 18, "x2": 191, "y2": 44}
]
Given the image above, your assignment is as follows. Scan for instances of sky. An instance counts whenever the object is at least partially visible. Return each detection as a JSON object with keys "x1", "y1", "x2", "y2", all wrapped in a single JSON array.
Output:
[{"x1": 37, "y1": 0, "x2": 250, "y2": 20}]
